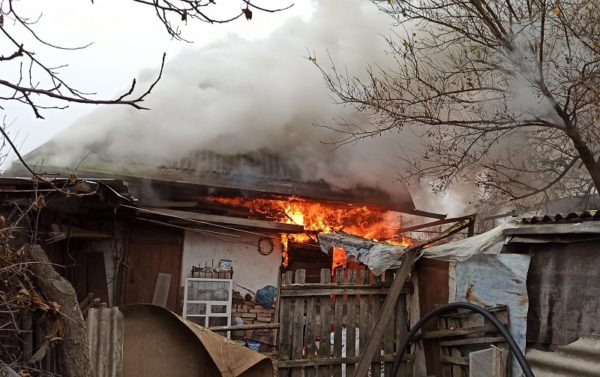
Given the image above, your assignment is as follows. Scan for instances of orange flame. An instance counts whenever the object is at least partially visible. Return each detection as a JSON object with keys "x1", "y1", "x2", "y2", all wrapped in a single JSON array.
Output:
[
  {"x1": 280, "y1": 234, "x2": 289, "y2": 267},
  {"x1": 332, "y1": 247, "x2": 347, "y2": 269},
  {"x1": 208, "y1": 197, "x2": 413, "y2": 267}
]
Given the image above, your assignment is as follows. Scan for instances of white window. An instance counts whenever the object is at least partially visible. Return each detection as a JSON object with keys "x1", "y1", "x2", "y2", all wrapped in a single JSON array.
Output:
[{"x1": 183, "y1": 278, "x2": 232, "y2": 328}]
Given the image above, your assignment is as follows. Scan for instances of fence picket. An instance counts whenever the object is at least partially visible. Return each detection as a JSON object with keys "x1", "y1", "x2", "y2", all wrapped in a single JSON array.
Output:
[
  {"x1": 305, "y1": 287, "x2": 317, "y2": 377},
  {"x1": 291, "y1": 270, "x2": 306, "y2": 377},
  {"x1": 279, "y1": 271, "x2": 294, "y2": 377},
  {"x1": 346, "y1": 270, "x2": 357, "y2": 376},
  {"x1": 370, "y1": 272, "x2": 383, "y2": 377},
  {"x1": 332, "y1": 271, "x2": 344, "y2": 377},
  {"x1": 384, "y1": 270, "x2": 395, "y2": 376},
  {"x1": 318, "y1": 269, "x2": 332, "y2": 377}
]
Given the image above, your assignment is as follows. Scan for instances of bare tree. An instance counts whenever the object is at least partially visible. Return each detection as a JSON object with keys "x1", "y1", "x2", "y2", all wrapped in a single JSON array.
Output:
[
  {"x1": 0, "y1": 0, "x2": 291, "y2": 120},
  {"x1": 314, "y1": 0, "x2": 600, "y2": 205}
]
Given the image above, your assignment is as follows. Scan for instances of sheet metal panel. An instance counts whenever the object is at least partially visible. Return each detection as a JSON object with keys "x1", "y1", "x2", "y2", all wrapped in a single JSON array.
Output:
[
  {"x1": 527, "y1": 335, "x2": 600, "y2": 377},
  {"x1": 450, "y1": 253, "x2": 531, "y2": 377}
]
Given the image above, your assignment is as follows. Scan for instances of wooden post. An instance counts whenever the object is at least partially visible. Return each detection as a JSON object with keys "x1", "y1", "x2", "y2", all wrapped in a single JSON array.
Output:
[{"x1": 352, "y1": 250, "x2": 419, "y2": 377}]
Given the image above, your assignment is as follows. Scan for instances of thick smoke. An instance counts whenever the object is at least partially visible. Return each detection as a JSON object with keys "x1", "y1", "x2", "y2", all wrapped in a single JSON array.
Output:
[{"x1": 36, "y1": 1, "x2": 415, "y2": 196}]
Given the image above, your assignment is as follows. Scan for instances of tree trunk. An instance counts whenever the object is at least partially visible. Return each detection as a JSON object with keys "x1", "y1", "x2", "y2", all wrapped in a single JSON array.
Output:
[
  {"x1": 566, "y1": 127, "x2": 600, "y2": 193},
  {"x1": 26, "y1": 244, "x2": 94, "y2": 377}
]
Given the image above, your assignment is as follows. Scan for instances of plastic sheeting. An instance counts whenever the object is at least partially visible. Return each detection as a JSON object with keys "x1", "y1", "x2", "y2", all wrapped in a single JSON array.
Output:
[
  {"x1": 449, "y1": 254, "x2": 531, "y2": 377},
  {"x1": 318, "y1": 221, "x2": 520, "y2": 275},
  {"x1": 317, "y1": 233, "x2": 409, "y2": 276},
  {"x1": 423, "y1": 222, "x2": 518, "y2": 261}
]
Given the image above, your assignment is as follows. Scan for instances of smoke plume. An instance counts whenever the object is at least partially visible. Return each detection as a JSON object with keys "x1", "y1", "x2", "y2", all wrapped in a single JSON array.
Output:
[{"x1": 30, "y1": 1, "x2": 419, "y2": 196}]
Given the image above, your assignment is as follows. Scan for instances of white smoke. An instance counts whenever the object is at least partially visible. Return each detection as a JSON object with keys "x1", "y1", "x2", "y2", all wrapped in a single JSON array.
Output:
[{"x1": 34, "y1": 0, "x2": 418, "y2": 196}]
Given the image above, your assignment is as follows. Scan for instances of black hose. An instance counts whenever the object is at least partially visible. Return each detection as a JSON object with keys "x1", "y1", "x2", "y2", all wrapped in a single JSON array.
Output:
[{"x1": 390, "y1": 302, "x2": 534, "y2": 377}]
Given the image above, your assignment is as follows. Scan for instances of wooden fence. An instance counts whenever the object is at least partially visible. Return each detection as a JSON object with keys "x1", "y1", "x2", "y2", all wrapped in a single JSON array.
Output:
[{"x1": 278, "y1": 268, "x2": 413, "y2": 377}]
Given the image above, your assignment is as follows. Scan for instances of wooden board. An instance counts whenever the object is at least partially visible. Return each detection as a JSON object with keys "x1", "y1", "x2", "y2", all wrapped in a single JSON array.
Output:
[{"x1": 433, "y1": 306, "x2": 510, "y2": 377}]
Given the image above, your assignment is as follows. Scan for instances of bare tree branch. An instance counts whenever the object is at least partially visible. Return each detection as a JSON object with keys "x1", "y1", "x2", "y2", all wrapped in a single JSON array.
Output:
[{"x1": 317, "y1": 0, "x2": 600, "y2": 206}]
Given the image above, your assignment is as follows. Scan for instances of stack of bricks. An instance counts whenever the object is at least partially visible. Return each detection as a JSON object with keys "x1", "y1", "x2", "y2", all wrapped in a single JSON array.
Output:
[{"x1": 231, "y1": 299, "x2": 276, "y2": 325}]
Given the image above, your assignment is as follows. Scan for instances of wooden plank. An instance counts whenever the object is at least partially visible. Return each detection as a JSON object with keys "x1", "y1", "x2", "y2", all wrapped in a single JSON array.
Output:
[
  {"x1": 420, "y1": 325, "x2": 497, "y2": 339},
  {"x1": 280, "y1": 281, "x2": 415, "y2": 292},
  {"x1": 279, "y1": 354, "x2": 415, "y2": 368},
  {"x1": 333, "y1": 271, "x2": 344, "y2": 377},
  {"x1": 281, "y1": 282, "x2": 395, "y2": 290},
  {"x1": 358, "y1": 268, "x2": 369, "y2": 367},
  {"x1": 140, "y1": 206, "x2": 305, "y2": 233},
  {"x1": 447, "y1": 315, "x2": 463, "y2": 377},
  {"x1": 346, "y1": 270, "x2": 357, "y2": 377},
  {"x1": 393, "y1": 215, "x2": 476, "y2": 234},
  {"x1": 440, "y1": 355, "x2": 469, "y2": 366},
  {"x1": 209, "y1": 323, "x2": 280, "y2": 331},
  {"x1": 353, "y1": 249, "x2": 418, "y2": 377},
  {"x1": 280, "y1": 286, "x2": 412, "y2": 297},
  {"x1": 383, "y1": 270, "x2": 395, "y2": 377},
  {"x1": 274, "y1": 265, "x2": 282, "y2": 347},
  {"x1": 438, "y1": 316, "x2": 451, "y2": 377},
  {"x1": 291, "y1": 270, "x2": 306, "y2": 377},
  {"x1": 439, "y1": 337, "x2": 505, "y2": 347},
  {"x1": 318, "y1": 269, "x2": 332, "y2": 377},
  {"x1": 305, "y1": 286, "x2": 317, "y2": 377},
  {"x1": 370, "y1": 272, "x2": 382, "y2": 377},
  {"x1": 440, "y1": 305, "x2": 507, "y2": 318},
  {"x1": 278, "y1": 271, "x2": 294, "y2": 377},
  {"x1": 395, "y1": 294, "x2": 408, "y2": 377}
]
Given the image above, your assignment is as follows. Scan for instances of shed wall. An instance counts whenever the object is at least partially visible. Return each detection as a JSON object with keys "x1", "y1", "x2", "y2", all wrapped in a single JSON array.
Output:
[{"x1": 527, "y1": 240, "x2": 600, "y2": 348}]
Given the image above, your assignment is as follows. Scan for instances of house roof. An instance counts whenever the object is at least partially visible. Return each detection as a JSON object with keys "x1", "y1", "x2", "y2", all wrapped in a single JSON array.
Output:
[{"x1": 10, "y1": 143, "x2": 436, "y2": 216}]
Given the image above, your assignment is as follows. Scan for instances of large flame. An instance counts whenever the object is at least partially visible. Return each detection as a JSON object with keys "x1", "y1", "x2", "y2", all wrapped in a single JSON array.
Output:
[{"x1": 208, "y1": 197, "x2": 412, "y2": 268}]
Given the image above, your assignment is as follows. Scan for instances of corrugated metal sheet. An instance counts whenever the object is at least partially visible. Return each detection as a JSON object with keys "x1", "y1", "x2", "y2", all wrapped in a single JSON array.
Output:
[
  {"x1": 87, "y1": 307, "x2": 124, "y2": 377},
  {"x1": 527, "y1": 334, "x2": 600, "y2": 377},
  {"x1": 521, "y1": 210, "x2": 600, "y2": 224}
]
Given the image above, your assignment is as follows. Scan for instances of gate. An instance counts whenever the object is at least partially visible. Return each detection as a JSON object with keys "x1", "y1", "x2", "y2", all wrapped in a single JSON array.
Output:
[{"x1": 278, "y1": 268, "x2": 413, "y2": 377}]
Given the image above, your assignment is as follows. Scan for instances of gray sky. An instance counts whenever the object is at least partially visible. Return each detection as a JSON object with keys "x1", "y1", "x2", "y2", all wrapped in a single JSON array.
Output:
[{"x1": 2, "y1": 0, "x2": 314, "y2": 161}]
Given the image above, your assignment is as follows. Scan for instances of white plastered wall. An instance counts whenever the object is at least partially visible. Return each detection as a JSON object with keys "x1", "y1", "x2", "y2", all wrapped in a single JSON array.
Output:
[{"x1": 181, "y1": 231, "x2": 283, "y2": 294}]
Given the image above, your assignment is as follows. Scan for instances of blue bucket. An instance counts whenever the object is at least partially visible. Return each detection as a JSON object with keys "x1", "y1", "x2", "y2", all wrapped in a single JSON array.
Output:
[{"x1": 246, "y1": 341, "x2": 261, "y2": 352}]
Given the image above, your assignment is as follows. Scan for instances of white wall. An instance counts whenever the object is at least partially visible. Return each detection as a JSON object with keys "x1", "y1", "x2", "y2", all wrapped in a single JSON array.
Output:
[{"x1": 182, "y1": 231, "x2": 283, "y2": 294}]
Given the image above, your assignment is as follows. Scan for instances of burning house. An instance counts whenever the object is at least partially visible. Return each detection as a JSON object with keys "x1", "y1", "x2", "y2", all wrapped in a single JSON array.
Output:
[{"x1": 6, "y1": 146, "x2": 445, "y2": 340}]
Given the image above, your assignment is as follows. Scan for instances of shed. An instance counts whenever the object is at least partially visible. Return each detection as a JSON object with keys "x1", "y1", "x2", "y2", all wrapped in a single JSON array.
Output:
[{"x1": 416, "y1": 210, "x2": 600, "y2": 377}]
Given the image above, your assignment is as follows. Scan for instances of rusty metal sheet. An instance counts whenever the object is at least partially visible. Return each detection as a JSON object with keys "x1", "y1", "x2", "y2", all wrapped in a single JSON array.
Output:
[
  {"x1": 527, "y1": 334, "x2": 600, "y2": 376},
  {"x1": 86, "y1": 305, "x2": 273, "y2": 377}
]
